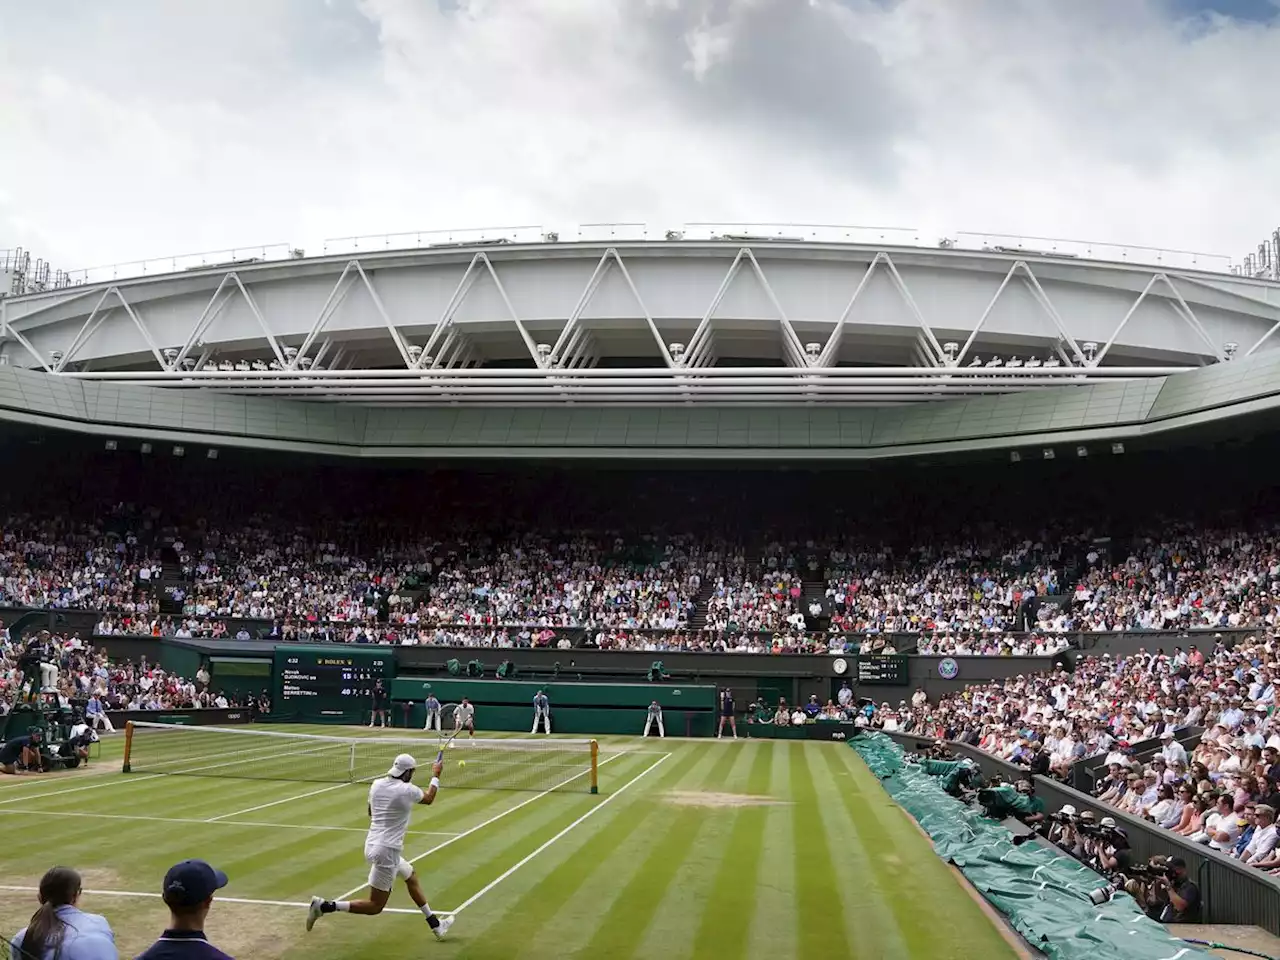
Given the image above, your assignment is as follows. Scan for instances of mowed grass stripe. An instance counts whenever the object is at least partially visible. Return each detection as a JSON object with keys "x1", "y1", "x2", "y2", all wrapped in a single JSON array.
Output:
[
  {"x1": 572, "y1": 743, "x2": 737, "y2": 960},
  {"x1": 280, "y1": 751, "x2": 638, "y2": 902},
  {"x1": 414, "y1": 753, "x2": 659, "y2": 907},
  {"x1": 689, "y1": 741, "x2": 776, "y2": 960},
  {"x1": 450, "y1": 747, "x2": 707, "y2": 958},
  {"x1": 826, "y1": 746, "x2": 1019, "y2": 960},
  {"x1": 790, "y1": 744, "x2": 852, "y2": 959},
  {"x1": 809, "y1": 744, "x2": 908, "y2": 957},
  {"x1": 282, "y1": 755, "x2": 666, "y2": 958},
  {"x1": 745, "y1": 743, "x2": 795, "y2": 958},
  {"x1": 629, "y1": 744, "x2": 763, "y2": 960}
]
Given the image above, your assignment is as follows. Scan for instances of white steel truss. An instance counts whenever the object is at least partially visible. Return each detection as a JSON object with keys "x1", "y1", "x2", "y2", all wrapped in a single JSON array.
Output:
[{"x1": 4, "y1": 239, "x2": 1270, "y2": 405}]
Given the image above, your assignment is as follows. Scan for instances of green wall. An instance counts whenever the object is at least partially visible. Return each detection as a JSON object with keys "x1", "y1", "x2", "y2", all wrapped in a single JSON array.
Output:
[{"x1": 391, "y1": 677, "x2": 716, "y2": 710}]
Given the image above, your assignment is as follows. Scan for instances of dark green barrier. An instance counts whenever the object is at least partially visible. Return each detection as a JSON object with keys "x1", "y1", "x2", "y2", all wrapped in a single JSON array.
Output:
[
  {"x1": 848, "y1": 732, "x2": 1208, "y2": 960},
  {"x1": 390, "y1": 676, "x2": 716, "y2": 709},
  {"x1": 393, "y1": 702, "x2": 715, "y2": 737}
]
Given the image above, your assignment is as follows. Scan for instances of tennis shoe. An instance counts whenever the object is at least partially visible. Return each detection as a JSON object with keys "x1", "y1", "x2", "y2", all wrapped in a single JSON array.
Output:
[
  {"x1": 433, "y1": 915, "x2": 454, "y2": 940},
  {"x1": 306, "y1": 897, "x2": 323, "y2": 931}
]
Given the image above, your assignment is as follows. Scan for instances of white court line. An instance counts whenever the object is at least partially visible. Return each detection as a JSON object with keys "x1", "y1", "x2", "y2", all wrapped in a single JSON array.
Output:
[
  {"x1": 205, "y1": 781, "x2": 355, "y2": 822},
  {"x1": 440, "y1": 752, "x2": 670, "y2": 917},
  {"x1": 333, "y1": 750, "x2": 629, "y2": 901},
  {"x1": 0, "y1": 808, "x2": 459, "y2": 837},
  {"x1": 0, "y1": 886, "x2": 425, "y2": 917},
  {"x1": 0, "y1": 773, "x2": 163, "y2": 806}
]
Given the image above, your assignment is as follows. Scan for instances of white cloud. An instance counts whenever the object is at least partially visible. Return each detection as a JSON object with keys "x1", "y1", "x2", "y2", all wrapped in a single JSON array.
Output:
[{"x1": 0, "y1": 0, "x2": 1277, "y2": 272}]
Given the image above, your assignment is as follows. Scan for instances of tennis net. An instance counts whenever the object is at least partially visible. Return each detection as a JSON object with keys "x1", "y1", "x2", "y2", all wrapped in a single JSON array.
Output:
[{"x1": 122, "y1": 722, "x2": 599, "y2": 793}]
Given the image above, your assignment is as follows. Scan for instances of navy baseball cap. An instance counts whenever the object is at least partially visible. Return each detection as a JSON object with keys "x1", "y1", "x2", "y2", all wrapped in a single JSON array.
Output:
[{"x1": 162, "y1": 860, "x2": 228, "y2": 907}]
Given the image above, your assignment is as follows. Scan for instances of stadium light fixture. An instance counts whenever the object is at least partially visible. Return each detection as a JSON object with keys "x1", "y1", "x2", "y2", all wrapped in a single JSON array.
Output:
[
  {"x1": 1111, "y1": 442, "x2": 1125, "y2": 454},
  {"x1": 943, "y1": 342, "x2": 959, "y2": 364},
  {"x1": 669, "y1": 342, "x2": 686, "y2": 365},
  {"x1": 1082, "y1": 342, "x2": 1098, "y2": 364},
  {"x1": 1076, "y1": 446, "x2": 1088, "y2": 458},
  {"x1": 104, "y1": 440, "x2": 117, "y2": 451},
  {"x1": 1009, "y1": 451, "x2": 1021, "y2": 463},
  {"x1": 1042, "y1": 448, "x2": 1055, "y2": 460},
  {"x1": 207, "y1": 449, "x2": 218, "y2": 460},
  {"x1": 172, "y1": 445, "x2": 185, "y2": 457},
  {"x1": 1224, "y1": 341, "x2": 1239, "y2": 359},
  {"x1": 140, "y1": 443, "x2": 152, "y2": 454}
]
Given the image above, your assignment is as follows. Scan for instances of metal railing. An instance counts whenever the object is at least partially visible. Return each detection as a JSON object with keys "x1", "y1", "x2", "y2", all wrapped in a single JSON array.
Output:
[{"x1": 5, "y1": 223, "x2": 1260, "y2": 297}]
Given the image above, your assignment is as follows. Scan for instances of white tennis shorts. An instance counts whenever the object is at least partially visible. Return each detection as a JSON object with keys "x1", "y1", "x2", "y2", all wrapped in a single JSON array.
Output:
[{"x1": 365, "y1": 843, "x2": 414, "y2": 892}]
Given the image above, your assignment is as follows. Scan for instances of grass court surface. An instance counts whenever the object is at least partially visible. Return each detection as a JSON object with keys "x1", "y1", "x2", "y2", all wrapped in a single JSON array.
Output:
[{"x1": 0, "y1": 725, "x2": 1017, "y2": 960}]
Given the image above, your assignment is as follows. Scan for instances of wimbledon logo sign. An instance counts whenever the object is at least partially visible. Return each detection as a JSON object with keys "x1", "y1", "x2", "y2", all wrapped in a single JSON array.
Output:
[{"x1": 938, "y1": 657, "x2": 960, "y2": 680}]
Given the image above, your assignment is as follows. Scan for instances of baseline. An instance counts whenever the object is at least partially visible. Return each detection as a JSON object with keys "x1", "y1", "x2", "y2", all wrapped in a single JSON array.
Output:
[
  {"x1": 0, "y1": 808, "x2": 459, "y2": 837},
  {"x1": 0, "y1": 885, "x2": 423, "y2": 917}
]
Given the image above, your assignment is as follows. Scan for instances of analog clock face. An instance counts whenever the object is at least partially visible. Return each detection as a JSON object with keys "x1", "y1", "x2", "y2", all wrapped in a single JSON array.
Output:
[{"x1": 833, "y1": 658, "x2": 848, "y2": 675}]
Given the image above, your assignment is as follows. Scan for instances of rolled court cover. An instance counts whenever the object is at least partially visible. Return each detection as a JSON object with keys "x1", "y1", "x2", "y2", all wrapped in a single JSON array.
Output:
[
  {"x1": 848, "y1": 732, "x2": 1208, "y2": 960},
  {"x1": 122, "y1": 722, "x2": 600, "y2": 794}
]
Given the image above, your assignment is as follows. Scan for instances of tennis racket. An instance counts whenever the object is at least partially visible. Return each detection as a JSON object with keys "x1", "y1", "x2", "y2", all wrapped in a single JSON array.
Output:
[{"x1": 436, "y1": 703, "x2": 462, "y2": 763}]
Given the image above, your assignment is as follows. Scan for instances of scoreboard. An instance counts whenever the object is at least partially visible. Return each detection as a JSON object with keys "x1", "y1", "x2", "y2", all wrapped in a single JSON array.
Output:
[
  {"x1": 273, "y1": 645, "x2": 394, "y2": 722},
  {"x1": 856, "y1": 655, "x2": 909, "y2": 685}
]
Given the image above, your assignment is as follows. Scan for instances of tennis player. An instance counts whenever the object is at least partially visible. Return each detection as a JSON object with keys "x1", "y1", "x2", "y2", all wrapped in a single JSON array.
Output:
[
  {"x1": 307, "y1": 753, "x2": 453, "y2": 939},
  {"x1": 531, "y1": 690, "x2": 551, "y2": 734},
  {"x1": 644, "y1": 700, "x2": 665, "y2": 738},
  {"x1": 717, "y1": 688, "x2": 738, "y2": 739},
  {"x1": 422, "y1": 693, "x2": 441, "y2": 732},
  {"x1": 455, "y1": 698, "x2": 476, "y2": 737}
]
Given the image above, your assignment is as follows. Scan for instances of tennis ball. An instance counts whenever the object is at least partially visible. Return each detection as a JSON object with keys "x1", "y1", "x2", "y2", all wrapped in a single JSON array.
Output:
[{"x1": 458, "y1": 760, "x2": 467, "y2": 768}]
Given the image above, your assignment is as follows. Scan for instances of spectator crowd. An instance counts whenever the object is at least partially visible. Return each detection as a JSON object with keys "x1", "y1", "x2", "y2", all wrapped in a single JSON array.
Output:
[
  {"x1": 0, "y1": 621, "x2": 263, "y2": 720},
  {"x1": 5, "y1": 504, "x2": 1280, "y2": 651},
  {"x1": 877, "y1": 633, "x2": 1280, "y2": 871}
]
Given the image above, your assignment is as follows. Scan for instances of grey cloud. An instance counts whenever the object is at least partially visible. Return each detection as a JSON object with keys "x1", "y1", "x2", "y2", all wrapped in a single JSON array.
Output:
[{"x1": 627, "y1": 0, "x2": 913, "y2": 181}]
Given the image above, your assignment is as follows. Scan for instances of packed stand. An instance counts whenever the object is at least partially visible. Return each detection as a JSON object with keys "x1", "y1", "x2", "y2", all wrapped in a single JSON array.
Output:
[
  {"x1": 884, "y1": 634, "x2": 1280, "y2": 869},
  {"x1": 0, "y1": 622, "x2": 263, "y2": 720}
]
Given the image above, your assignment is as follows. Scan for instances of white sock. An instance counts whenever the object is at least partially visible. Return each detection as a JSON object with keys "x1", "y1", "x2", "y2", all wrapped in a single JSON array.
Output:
[
  {"x1": 336, "y1": 901, "x2": 351, "y2": 912},
  {"x1": 421, "y1": 903, "x2": 433, "y2": 919}
]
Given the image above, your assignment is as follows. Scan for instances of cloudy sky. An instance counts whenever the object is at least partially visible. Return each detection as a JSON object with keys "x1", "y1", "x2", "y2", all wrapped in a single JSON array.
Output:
[{"x1": 1, "y1": 0, "x2": 1277, "y2": 272}]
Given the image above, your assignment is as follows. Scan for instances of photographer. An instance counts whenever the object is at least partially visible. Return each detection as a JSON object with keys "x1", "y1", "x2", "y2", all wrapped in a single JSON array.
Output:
[
  {"x1": 978, "y1": 778, "x2": 1046, "y2": 827},
  {"x1": 1045, "y1": 803, "x2": 1082, "y2": 851},
  {"x1": 1143, "y1": 857, "x2": 1200, "y2": 923},
  {"x1": 1092, "y1": 817, "x2": 1134, "y2": 877}
]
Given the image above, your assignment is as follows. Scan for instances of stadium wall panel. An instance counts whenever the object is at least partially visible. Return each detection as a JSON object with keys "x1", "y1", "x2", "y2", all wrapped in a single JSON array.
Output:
[
  {"x1": 101, "y1": 707, "x2": 254, "y2": 727},
  {"x1": 389, "y1": 676, "x2": 717, "y2": 709},
  {"x1": 390, "y1": 702, "x2": 715, "y2": 737}
]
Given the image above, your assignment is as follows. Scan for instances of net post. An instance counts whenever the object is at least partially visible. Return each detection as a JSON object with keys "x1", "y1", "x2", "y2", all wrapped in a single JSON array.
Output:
[
  {"x1": 349, "y1": 743, "x2": 356, "y2": 782},
  {"x1": 122, "y1": 721, "x2": 135, "y2": 773},
  {"x1": 590, "y1": 739, "x2": 599, "y2": 795}
]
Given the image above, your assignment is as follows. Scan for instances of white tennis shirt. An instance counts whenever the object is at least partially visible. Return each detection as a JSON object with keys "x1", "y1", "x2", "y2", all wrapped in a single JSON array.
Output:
[{"x1": 366, "y1": 777, "x2": 425, "y2": 849}]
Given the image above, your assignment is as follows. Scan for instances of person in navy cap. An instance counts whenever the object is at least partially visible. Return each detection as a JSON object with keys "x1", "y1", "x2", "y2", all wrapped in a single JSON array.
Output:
[{"x1": 134, "y1": 861, "x2": 232, "y2": 960}]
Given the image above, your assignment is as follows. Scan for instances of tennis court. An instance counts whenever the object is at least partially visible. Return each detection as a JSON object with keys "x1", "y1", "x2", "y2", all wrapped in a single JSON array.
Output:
[{"x1": 0, "y1": 725, "x2": 1017, "y2": 960}]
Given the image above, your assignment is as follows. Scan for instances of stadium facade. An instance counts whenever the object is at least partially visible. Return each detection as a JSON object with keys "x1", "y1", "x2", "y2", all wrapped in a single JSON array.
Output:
[{"x1": 2, "y1": 224, "x2": 1280, "y2": 459}]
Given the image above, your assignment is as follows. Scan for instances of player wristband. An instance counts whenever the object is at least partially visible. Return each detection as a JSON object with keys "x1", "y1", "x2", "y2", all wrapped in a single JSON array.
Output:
[{"x1": 429, "y1": 777, "x2": 440, "y2": 790}]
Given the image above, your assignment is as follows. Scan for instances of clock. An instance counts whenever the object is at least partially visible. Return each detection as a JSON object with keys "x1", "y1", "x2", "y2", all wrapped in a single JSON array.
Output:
[{"x1": 833, "y1": 658, "x2": 849, "y2": 675}]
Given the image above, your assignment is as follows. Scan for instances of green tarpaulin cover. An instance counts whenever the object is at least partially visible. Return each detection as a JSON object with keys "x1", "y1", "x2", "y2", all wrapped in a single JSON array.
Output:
[{"x1": 848, "y1": 732, "x2": 1206, "y2": 960}]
